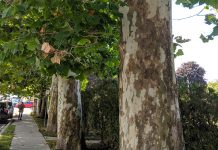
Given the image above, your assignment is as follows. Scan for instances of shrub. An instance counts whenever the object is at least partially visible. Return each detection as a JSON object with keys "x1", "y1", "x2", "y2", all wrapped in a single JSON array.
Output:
[
  {"x1": 177, "y1": 62, "x2": 218, "y2": 149},
  {"x1": 82, "y1": 78, "x2": 119, "y2": 150}
]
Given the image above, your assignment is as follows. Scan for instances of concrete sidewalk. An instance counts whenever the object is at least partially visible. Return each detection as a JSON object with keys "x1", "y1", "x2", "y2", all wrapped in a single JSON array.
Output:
[{"x1": 10, "y1": 114, "x2": 50, "y2": 150}]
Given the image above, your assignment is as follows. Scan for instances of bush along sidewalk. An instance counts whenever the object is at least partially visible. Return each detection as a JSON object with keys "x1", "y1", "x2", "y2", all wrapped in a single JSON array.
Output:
[{"x1": 0, "y1": 124, "x2": 16, "y2": 150}]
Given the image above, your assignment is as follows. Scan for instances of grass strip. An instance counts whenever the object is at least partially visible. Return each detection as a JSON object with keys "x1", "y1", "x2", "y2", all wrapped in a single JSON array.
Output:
[
  {"x1": 31, "y1": 115, "x2": 57, "y2": 149},
  {"x1": 0, "y1": 125, "x2": 16, "y2": 150},
  {"x1": 46, "y1": 140, "x2": 57, "y2": 150}
]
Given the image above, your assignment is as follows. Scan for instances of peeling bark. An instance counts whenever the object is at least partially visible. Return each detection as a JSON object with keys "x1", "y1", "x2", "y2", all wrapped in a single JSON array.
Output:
[
  {"x1": 47, "y1": 74, "x2": 58, "y2": 133},
  {"x1": 37, "y1": 86, "x2": 46, "y2": 118},
  {"x1": 119, "y1": 0, "x2": 184, "y2": 149},
  {"x1": 56, "y1": 76, "x2": 82, "y2": 150},
  {"x1": 32, "y1": 99, "x2": 37, "y2": 115},
  {"x1": 36, "y1": 98, "x2": 41, "y2": 117},
  {"x1": 39, "y1": 95, "x2": 46, "y2": 118}
]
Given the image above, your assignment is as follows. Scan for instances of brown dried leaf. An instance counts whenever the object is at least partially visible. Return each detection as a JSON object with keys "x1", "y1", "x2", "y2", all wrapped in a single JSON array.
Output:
[
  {"x1": 51, "y1": 53, "x2": 61, "y2": 64},
  {"x1": 41, "y1": 42, "x2": 49, "y2": 50},
  {"x1": 40, "y1": 27, "x2": 45, "y2": 34},
  {"x1": 58, "y1": 50, "x2": 67, "y2": 57},
  {"x1": 41, "y1": 42, "x2": 55, "y2": 54}
]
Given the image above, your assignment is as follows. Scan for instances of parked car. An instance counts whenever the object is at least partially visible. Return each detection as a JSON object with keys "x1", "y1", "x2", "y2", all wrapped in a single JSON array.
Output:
[
  {"x1": 6, "y1": 101, "x2": 13, "y2": 118},
  {"x1": 11, "y1": 97, "x2": 20, "y2": 106},
  {"x1": 0, "y1": 102, "x2": 9, "y2": 121},
  {"x1": 15, "y1": 101, "x2": 33, "y2": 108}
]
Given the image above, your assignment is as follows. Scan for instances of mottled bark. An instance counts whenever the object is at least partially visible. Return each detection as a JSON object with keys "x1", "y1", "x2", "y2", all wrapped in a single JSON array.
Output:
[
  {"x1": 32, "y1": 99, "x2": 37, "y2": 115},
  {"x1": 39, "y1": 95, "x2": 46, "y2": 118},
  {"x1": 119, "y1": 0, "x2": 184, "y2": 150},
  {"x1": 47, "y1": 74, "x2": 58, "y2": 133},
  {"x1": 56, "y1": 76, "x2": 82, "y2": 150},
  {"x1": 36, "y1": 98, "x2": 42, "y2": 117}
]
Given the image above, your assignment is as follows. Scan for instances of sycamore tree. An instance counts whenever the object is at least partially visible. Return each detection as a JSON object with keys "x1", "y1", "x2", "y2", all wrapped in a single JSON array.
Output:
[
  {"x1": 0, "y1": 58, "x2": 49, "y2": 97},
  {"x1": 0, "y1": 57, "x2": 50, "y2": 118},
  {"x1": 0, "y1": 0, "x2": 121, "y2": 149},
  {"x1": 119, "y1": 0, "x2": 184, "y2": 149}
]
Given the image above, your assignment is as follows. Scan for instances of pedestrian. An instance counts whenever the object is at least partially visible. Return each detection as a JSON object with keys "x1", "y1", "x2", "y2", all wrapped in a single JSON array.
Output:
[{"x1": 18, "y1": 101, "x2": 25, "y2": 120}]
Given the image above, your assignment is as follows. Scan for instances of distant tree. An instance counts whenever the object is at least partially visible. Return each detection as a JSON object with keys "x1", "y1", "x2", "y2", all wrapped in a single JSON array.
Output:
[
  {"x1": 208, "y1": 81, "x2": 218, "y2": 93},
  {"x1": 176, "y1": 62, "x2": 218, "y2": 149},
  {"x1": 119, "y1": 1, "x2": 184, "y2": 149},
  {"x1": 176, "y1": 61, "x2": 207, "y2": 102},
  {"x1": 176, "y1": 61, "x2": 206, "y2": 86}
]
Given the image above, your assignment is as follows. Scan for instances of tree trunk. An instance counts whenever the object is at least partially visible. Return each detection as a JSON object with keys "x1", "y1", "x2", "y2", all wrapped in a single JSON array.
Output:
[
  {"x1": 56, "y1": 76, "x2": 82, "y2": 150},
  {"x1": 119, "y1": 1, "x2": 184, "y2": 149},
  {"x1": 47, "y1": 74, "x2": 58, "y2": 133},
  {"x1": 37, "y1": 87, "x2": 46, "y2": 117},
  {"x1": 32, "y1": 98, "x2": 37, "y2": 115},
  {"x1": 39, "y1": 95, "x2": 46, "y2": 118},
  {"x1": 36, "y1": 98, "x2": 42, "y2": 117}
]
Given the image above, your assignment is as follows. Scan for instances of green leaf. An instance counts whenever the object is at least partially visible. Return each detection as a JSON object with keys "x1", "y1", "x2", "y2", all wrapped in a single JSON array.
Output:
[
  {"x1": 17, "y1": 76, "x2": 24, "y2": 83},
  {"x1": 86, "y1": 15, "x2": 100, "y2": 25},
  {"x1": 16, "y1": 4, "x2": 27, "y2": 13},
  {"x1": 200, "y1": 34, "x2": 209, "y2": 43},
  {"x1": 2, "y1": 41, "x2": 18, "y2": 54},
  {"x1": 173, "y1": 43, "x2": 182, "y2": 52},
  {"x1": 2, "y1": 7, "x2": 12, "y2": 18},
  {"x1": 175, "y1": 49, "x2": 184, "y2": 56},
  {"x1": 0, "y1": 53, "x2": 6, "y2": 62},
  {"x1": 2, "y1": 6, "x2": 16, "y2": 18},
  {"x1": 175, "y1": 36, "x2": 191, "y2": 43},
  {"x1": 204, "y1": 5, "x2": 209, "y2": 10},
  {"x1": 25, "y1": 38, "x2": 40, "y2": 51},
  {"x1": 205, "y1": 14, "x2": 217, "y2": 25},
  {"x1": 211, "y1": 26, "x2": 218, "y2": 36},
  {"x1": 77, "y1": 38, "x2": 91, "y2": 46},
  {"x1": 81, "y1": 77, "x2": 88, "y2": 91},
  {"x1": 35, "y1": 57, "x2": 40, "y2": 68},
  {"x1": 54, "y1": 31, "x2": 71, "y2": 47}
]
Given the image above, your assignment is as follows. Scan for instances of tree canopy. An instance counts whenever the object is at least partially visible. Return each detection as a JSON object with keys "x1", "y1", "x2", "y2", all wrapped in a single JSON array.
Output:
[
  {"x1": 176, "y1": 61, "x2": 206, "y2": 85},
  {"x1": 0, "y1": 0, "x2": 122, "y2": 95},
  {"x1": 0, "y1": 0, "x2": 121, "y2": 76}
]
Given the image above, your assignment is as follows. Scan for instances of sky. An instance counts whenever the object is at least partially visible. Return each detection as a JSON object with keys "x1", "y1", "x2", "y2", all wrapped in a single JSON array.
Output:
[{"x1": 172, "y1": 1, "x2": 218, "y2": 82}]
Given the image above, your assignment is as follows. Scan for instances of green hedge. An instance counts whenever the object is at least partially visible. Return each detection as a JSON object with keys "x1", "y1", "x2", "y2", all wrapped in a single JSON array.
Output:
[
  {"x1": 82, "y1": 78, "x2": 119, "y2": 149},
  {"x1": 178, "y1": 80, "x2": 218, "y2": 149}
]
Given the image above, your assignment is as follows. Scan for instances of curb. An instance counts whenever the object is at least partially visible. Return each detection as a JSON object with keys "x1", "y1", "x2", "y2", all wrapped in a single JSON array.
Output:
[{"x1": 0, "y1": 119, "x2": 13, "y2": 135}]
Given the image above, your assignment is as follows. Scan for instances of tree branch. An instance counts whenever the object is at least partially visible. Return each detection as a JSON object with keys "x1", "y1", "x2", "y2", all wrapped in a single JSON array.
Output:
[{"x1": 173, "y1": 8, "x2": 205, "y2": 20}]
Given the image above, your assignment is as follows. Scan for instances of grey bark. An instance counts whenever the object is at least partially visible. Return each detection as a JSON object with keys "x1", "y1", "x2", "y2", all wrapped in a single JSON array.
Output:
[
  {"x1": 36, "y1": 98, "x2": 42, "y2": 117},
  {"x1": 47, "y1": 74, "x2": 58, "y2": 133},
  {"x1": 119, "y1": 0, "x2": 184, "y2": 149},
  {"x1": 39, "y1": 95, "x2": 46, "y2": 118},
  {"x1": 32, "y1": 99, "x2": 37, "y2": 115},
  {"x1": 56, "y1": 76, "x2": 82, "y2": 150}
]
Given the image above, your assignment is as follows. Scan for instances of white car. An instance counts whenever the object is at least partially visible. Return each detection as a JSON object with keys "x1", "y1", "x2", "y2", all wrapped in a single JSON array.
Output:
[{"x1": 6, "y1": 101, "x2": 13, "y2": 118}]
